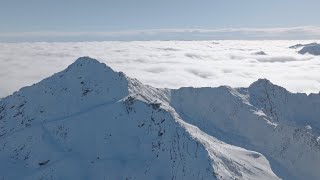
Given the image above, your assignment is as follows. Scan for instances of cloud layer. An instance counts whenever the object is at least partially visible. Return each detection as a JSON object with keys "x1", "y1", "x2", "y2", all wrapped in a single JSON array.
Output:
[{"x1": 0, "y1": 40, "x2": 320, "y2": 97}]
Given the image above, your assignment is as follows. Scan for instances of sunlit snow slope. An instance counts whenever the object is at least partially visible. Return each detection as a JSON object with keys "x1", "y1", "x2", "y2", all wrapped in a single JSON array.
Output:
[{"x1": 1, "y1": 57, "x2": 319, "y2": 179}]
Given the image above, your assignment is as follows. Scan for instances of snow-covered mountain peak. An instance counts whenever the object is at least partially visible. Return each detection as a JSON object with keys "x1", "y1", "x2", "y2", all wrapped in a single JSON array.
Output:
[
  {"x1": 249, "y1": 78, "x2": 278, "y2": 91},
  {"x1": 64, "y1": 56, "x2": 125, "y2": 80},
  {"x1": 68, "y1": 56, "x2": 108, "y2": 70},
  {"x1": 248, "y1": 78, "x2": 288, "y2": 104},
  {"x1": 40, "y1": 56, "x2": 129, "y2": 101}
]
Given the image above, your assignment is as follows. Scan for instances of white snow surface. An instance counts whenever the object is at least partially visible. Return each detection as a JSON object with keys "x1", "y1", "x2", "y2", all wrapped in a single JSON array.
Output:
[
  {"x1": 1, "y1": 57, "x2": 320, "y2": 179},
  {"x1": 1, "y1": 40, "x2": 320, "y2": 98}
]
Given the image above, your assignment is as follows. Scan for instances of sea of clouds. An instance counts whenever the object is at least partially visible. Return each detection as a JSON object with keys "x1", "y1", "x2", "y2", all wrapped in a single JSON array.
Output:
[{"x1": 0, "y1": 40, "x2": 320, "y2": 97}]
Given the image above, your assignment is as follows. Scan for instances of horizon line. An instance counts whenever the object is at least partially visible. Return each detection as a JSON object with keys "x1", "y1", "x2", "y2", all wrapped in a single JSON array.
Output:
[{"x1": 1, "y1": 26, "x2": 320, "y2": 42}]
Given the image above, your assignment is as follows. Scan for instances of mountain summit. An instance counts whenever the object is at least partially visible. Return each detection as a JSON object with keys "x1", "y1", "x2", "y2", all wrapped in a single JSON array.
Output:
[{"x1": 1, "y1": 57, "x2": 320, "y2": 180}]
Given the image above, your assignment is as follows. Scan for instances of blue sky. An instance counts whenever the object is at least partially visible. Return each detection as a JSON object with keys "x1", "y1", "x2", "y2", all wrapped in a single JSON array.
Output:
[{"x1": 1, "y1": 0, "x2": 320, "y2": 41}]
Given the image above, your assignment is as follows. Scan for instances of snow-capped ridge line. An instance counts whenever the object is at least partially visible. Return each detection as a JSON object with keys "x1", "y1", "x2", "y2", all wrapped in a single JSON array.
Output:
[{"x1": 1, "y1": 57, "x2": 319, "y2": 179}]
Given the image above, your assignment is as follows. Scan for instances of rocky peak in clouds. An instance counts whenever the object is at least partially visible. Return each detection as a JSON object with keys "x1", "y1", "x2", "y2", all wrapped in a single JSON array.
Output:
[
  {"x1": 252, "y1": 51, "x2": 267, "y2": 55},
  {"x1": 1, "y1": 57, "x2": 320, "y2": 180},
  {"x1": 289, "y1": 42, "x2": 320, "y2": 56},
  {"x1": 289, "y1": 42, "x2": 318, "y2": 49},
  {"x1": 298, "y1": 43, "x2": 320, "y2": 56}
]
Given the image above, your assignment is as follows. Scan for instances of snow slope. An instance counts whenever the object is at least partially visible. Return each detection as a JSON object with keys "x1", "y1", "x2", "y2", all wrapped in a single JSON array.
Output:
[{"x1": 1, "y1": 57, "x2": 319, "y2": 179}]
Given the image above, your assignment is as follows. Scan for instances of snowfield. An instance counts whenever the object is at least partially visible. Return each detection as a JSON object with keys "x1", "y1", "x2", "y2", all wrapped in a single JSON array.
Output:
[
  {"x1": 1, "y1": 57, "x2": 320, "y2": 179},
  {"x1": 0, "y1": 40, "x2": 320, "y2": 98}
]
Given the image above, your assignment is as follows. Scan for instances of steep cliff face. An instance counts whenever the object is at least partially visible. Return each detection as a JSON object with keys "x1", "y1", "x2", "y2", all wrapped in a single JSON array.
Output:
[{"x1": 1, "y1": 57, "x2": 319, "y2": 180}]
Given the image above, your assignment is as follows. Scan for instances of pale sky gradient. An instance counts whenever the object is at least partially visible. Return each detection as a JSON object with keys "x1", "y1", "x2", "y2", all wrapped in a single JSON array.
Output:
[{"x1": 1, "y1": 0, "x2": 320, "y2": 41}]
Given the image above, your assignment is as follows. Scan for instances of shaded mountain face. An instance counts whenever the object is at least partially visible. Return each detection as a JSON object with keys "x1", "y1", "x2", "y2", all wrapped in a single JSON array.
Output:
[{"x1": 0, "y1": 57, "x2": 319, "y2": 180}]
